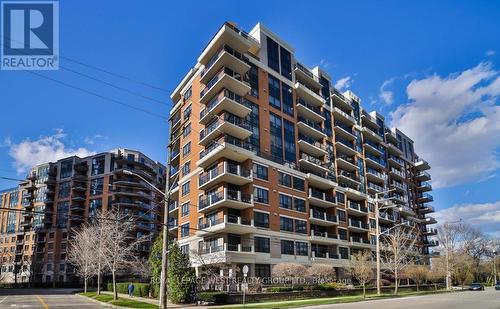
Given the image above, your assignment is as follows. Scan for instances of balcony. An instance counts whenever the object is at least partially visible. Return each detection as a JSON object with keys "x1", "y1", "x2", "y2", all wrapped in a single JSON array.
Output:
[
  {"x1": 366, "y1": 168, "x2": 386, "y2": 183},
  {"x1": 336, "y1": 154, "x2": 358, "y2": 172},
  {"x1": 417, "y1": 193, "x2": 433, "y2": 203},
  {"x1": 367, "y1": 182, "x2": 385, "y2": 194},
  {"x1": 309, "y1": 230, "x2": 347, "y2": 245},
  {"x1": 414, "y1": 159, "x2": 430, "y2": 171},
  {"x1": 423, "y1": 216, "x2": 437, "y2": 225},
  {"x1": 348, "y1": 219, "x2": 370, "y2": 232},
  {"x1": 350, "y1": 236, "x2": 373, "y2": 249},
  {"x1": 423, "y1": 239, "x2": 439, "y2": 247},
  {"x1": 309, "y1": 209, "x2": 338, "y2": 226},
  {"x1": 332, "y1": 107, "x2": 356, "y2": 124},
  {"x1": 337, "y1": 169, "x2": 360, "y2": 186},
  {"x1": 199, "y1": 89, "x2": 251, "y2": 125},
  {"x1": 297, "y1": 117, "x2": 326, "y2": 140},
  {"x1": 296, "y1": 98, "x2": 324, "y2": 122},
  {"x1": 335, "y1": 138, "x2": 357, "y2": 156},
  {"x1": 419, "y1": 204, "x2": 435, "y2": 214},
  {"x1": 389, "y1": 167, "x2": 405, "y2": 180},
  {"x1": 365, "y1": 154, "x2": 386, "y2": 169},
  {"x1": 308, "y1": 188, "x2": 337, "y2": 208},
  {"x1": 200, "y1": 44, "x2": 250, "y2": 84},
  {"x1": 299, "y1": 153, "x2": 329, "y2": 174},
  {"x1": 361, "y1": 112, "x2": 379, "y2": 129},
  {"x1": 331, "y1": 88, "x2": 353, "y2": 111},
  {"x1": 168, "y1": 218, "x2": 178, "y2": 231},
  {"x1": 387, "y1": 155, "x2": 404, "y2": 167},
  {"x1": 198, "y1": 188, "x2": 253, "y2": 213},
  {"x1": 294, "y1": 62, "x2": 322, "y2": 90},
  {"x1": 199, "y1": 67, "x2": 250, "y2": 104},
  {"x1": 379, "y1": 212, "x2": 395, "y2": 223},
  {"x1": 199, "y1": 113, "x2": 252, "y2": 146},
  {"x1": 347, "y1": 201, "x2": 368, "y2": 215},
  {"x1": 422, "y1": 228, "x2": 437, "y2": 235},
  {"x1": 295, "y1": 82, "x2": 325, "y2": 107},
  {"x1": 398, "y1": 205, "x2": 415, "y2": 216},
  {"x1": 391, "y1": 181, "x2": 407, "y2": 193},
  {"x1": 197, "y1": 135, "x2": 254, "y2": 168},
  {"x1": 416, "y1": 171, "x2": 431, "y2": 181},
  {"x1": 364, "y1": 140, "x2": 385, "y2": 156},
  {"x1": 198, "y1": 22, "x2": 258, "y2": 65},
  {"x1": 334, "y1": 122, "x2": 356, "y2": 140},
  {"x1": 168, "y1": 201, "x2": 178, "y2": 213},
  {"x1": 196, "y1": 215, "x2": 256, "y2": 236},
  {"x1": 417, "y1": 182, "x2": 433, "y2": 192},
  {"x1": 386, "y1": 142, "x2": 403, "y2": 156},
  {"x1": 298, "y1": 134, "x2": 328, "y2": 157},
  {"x1": 362, "y1": 127, "x2": 383, "y2": 143},
  {"x1": 390, "y1": 194, "x2": 408, "y2": 204},
  {"x1": 304, "y1": 172, "x2": 337, "y2": 190},
  {"x1": 385, "y1": 129, "x2": 398, "y2": 144},
  {"x1": 198, "y1": 162, "x2": 252, "y2": 190}
]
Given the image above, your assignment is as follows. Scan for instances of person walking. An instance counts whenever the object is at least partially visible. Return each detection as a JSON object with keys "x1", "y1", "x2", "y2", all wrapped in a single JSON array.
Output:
[{"x1": 128, "y1": 283, "x2": 135, "y2": 297}]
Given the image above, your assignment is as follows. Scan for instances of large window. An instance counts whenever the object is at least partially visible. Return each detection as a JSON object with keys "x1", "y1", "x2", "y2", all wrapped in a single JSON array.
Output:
[
  {"x1": 180, "y1": 223, "x2": 190, "y2": 238},
  {"x1": 268, "y1": 75, "x2": 281, "y2": 109},
  {"x1": 293, "y1": 177, "x2": 305, "y2": 191},
  {"x1": 9, "y1": 191, "x2": 18, "y2": 207},
  {"x1": 279, "y1": 194, "x2": 292, "y2": 210},
  {"x1": 283, "y1": 119, "x2": 296, "y2": 162},
  {"x1": 181, "y1": 181, "x2": 190, "y2": 196},
  {"x1": 91, "y1": 155, "x2": 105, "y2": 176},
  {"x1": 296, "y1": 242, "x2": 308, "y2": 256},
  {"x1": 294, "y1": 198, "x2": 306, "y2": 212},
  {"x1": 280, "y1": 46, "x2": 292, "y2": 80},
  {"x1": 255, "y1": 264, "x2": 270, "y2": 279},
  {"x1": 58, "y1": 182, "x2": 70, "y2": 199},
  {"x1": 295, "y1": 219, "x2": 307, "y2": 234},
  {"x1": 90, "y1": 178, "x2": 103, "y2": 196},
  {"x1": 282, "y1": 84, "x2": 293, "y2": 115},
  {"x1": 182, "y1": 142, "x2": 191, "y2": 157},
  {"x1": 248, "y1": 101, "x2": 260, "y2": 152},
  {"x1": 249, "y1": 63, "x2": 259, "y2": 98},
  {"x1": 270, "y1": 113, "x2": 283, "y2": 162},
  {"x1": 254, "y1": 187, "x2": 269, "y2": 204},
  {"x1": 280, "y1": 216, "x2": 293, "y2": 232},
  {"x1": 281, "y1": 240, "x2": 294, "y2": 255},
  {"x1": 266, "y1": 36, "x2": 280, "y2": 72},
  {"x1": 253, "y1": 163, "x2": 268, "y2": 180},
  {"x1": 278, "y1": 172, "x2": 292, "y2": 187},
  {"x1": 254, "y1": 212, "x2": 269, "y2": 228},
  {"x1": 181, "y1": 202, "x2": 190, "y2": 217},
  {"x1": 254, "y1": 237, "x2": 270, "y2": 253},
  {"x1": 56, "y1": 202, "x2": 69, "y2": 228},
  {"x1": 60, "y1": 159, "x2": 73, "y2": 179}
]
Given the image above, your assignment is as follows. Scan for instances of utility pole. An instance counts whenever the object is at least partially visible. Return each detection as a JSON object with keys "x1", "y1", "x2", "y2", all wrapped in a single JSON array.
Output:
[
  {"x1": 159, "y1": 145, "x2": 172, "y2": 309},
  {"x1": 492, "y1": 250, "x2": 497, "y2": 285}
]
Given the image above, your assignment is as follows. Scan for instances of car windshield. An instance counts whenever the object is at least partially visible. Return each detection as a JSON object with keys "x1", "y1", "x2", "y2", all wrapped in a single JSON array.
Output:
[{"x1": 471, "y1": 283, "x2": 481, "y2": 286}]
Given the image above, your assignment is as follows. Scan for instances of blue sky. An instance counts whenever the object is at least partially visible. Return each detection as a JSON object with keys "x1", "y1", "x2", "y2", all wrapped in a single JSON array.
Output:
[{"x1": 0, "y1": 0, "x2": 499, "y2": 235}]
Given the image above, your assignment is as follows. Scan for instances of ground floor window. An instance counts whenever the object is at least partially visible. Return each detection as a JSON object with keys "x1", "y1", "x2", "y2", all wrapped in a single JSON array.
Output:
[{"x1": 255, "y1": 264, "x2": 270, "y2": 279}]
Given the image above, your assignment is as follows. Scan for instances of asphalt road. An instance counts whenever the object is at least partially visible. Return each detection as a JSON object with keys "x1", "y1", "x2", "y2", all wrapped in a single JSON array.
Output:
[
  {"x1": 0, "y1": 289, "x2": 104, "y2": 308},
  {"x1": 303, "y1": 288, "x2": 500, "y2": 309}
]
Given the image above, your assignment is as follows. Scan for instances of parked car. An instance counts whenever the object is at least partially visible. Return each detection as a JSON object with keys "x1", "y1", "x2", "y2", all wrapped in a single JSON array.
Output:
[
  {"x1": 469, "y1": 283, "x2": 485, "y2": 291},
  {"x1": 495, "y1": 282, "x2": 500, "y2": 290}
]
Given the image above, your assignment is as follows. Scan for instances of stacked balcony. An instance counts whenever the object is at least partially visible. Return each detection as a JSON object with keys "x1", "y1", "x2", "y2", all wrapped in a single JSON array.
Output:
[
  {"x1": 419, "y1": 204, "x2": 435, "y2": 214},
  {"x1": 332, "y1": 107, "x2": 356, "y2": 125},
  {"x1": 414, "y1": 158, "x2": 431, "y2": 171},
  {"x1": 347, "y1": 200, "x2": 368, "y2": 215},
  {"x1": 337, "y1": 169, "x2": 360, "y2": 189},
  {"x1": 298, "y1": 134, "x2": 328, "y2": 157},
  {"x1": 386, "y1": 141, "x2": 403, "y2": 156},
  {"x1": 350, "y1": 236, "x2": 373, "y2": 249},
  {"x1": 295, "y1": 82, "x2": 325, "y2": 107},
  {"x1": 422, "y1": 227, "x2": 437, "y2": 236},
  {"x1": 422, "y1": 216, "x2": 437, "y2": 225},
  {"x1": 417, "y1": 193, "x2": 434, "y2": 203},
  {"x1": 417, "y1": 181, "x2": 433, "y2": 192},
  {"x1": 362, "y1": 126, "x2": 383, "y2": 143},
  {"x1": 389, "y1": 167, "x2": 405, "y2": 180},
  {"x1": 294, "y1": 62, "x2": 322, "y2": 91},
  {"x1": 379, "y1": 211, "x2": 395, "y2": 223},
  {"x1": 200, "y1": 45, "x2": 250, "y2": 84},
  {"x1": 331, "y1": 88, "x2": 353, "y2": 112},
  {"x1": 299, "y1": 152, "x2": 329, "y2": 174},
  {"x1": 198, "y1": 161, "x2": 252, "y2": 190},
  {"x1": 200, "y1": 89, "x2": 252, "y2": 125},
  {"x1": 335, "y1": 137, "x2": 357, "y2": 156},
  {"x1": 198, "y1": 187, "x2": 253, "y2": 213},
  {"x1": 309, "y1": 230, "x2": 347, "y2": 245},
  {"x1": 390, "y1": 193, "x2": 408, "y2": 204},
  {"x1": 391, "y1": 180, "x2": 407, "y2": 193},
  {"x1": 199, "y1": 113, "x2": 252, "y2": 146},
  {"x1": 308, "y1": 187, "x2": 337, "y2": 208},
  {"x1": 398, "y1": 205, "x2": 415, "y2": 216},
  {"x1": 297, "y1": 117, "x2": 327, "y2": 140},
  {"x1": 387, "y1": 155, "x2": 404, "y2": 167},
  {"x1": 385, "y1": 129, "x2": 398, "y2": 145},
  {"x1": 334, "y1": 121, "x2": 356, "y2": 142},
  {"x1": 200, "y1": 67, "x2": 250, "y2": 104},
  {"x1": 423, "y1": 239, "x2": 439, "y2": 247},
  {"x1": 296, "y1": 97, "x2": 325, "y2": 123},
  {"x1": 196, "y1": 214, "x2": 256, "y2": 235},
  {"x1": 348, "y1": 218, "x2": 370, "y2": 232},
  {"x1": 364, "y1": 139, "x2": 385, "y2": 157},
  {"x1": 336, "y1": 154, "x2": 358, "y2": 172},
  {"x1": 365, "y1": 153, "x2": 386, "y2": 170},
  {"x1": 367, "y1": 182, "x2": 385, "y2": 194},
  {"x1": 416, "y1": 171, "x2": 431, "y2": 182},
  {"x1": 197, "y1": 135, "x2": 254, "y2": 168},
  {"x1": 366, "y1": 167, "x2": 386, "y2": 184},
  {"x1": 309, "y1": 209, "x2": 338, "y2": 226}
]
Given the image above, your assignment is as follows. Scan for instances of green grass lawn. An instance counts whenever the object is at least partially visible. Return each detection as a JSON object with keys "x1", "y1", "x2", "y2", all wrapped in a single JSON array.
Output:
[{"x1": 79, "y1": 292, "x2": 158, "y2": 309}]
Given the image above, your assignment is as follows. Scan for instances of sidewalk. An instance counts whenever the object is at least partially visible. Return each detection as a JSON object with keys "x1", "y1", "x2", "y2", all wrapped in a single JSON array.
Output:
[{"x1": 100, "y1": 291, "x2": 205, "y2": 309}]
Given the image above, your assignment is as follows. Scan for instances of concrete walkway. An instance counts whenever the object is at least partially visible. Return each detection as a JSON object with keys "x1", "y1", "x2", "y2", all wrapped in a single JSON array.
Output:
[{"x1": 100, "y1": 291, "x2": 205, "y2": 308}]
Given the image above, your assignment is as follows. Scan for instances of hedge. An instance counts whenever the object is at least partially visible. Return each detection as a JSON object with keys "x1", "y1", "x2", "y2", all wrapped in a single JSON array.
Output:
[
  {"x1": 106, "y1": 282, "x2": 151, "y2": 297},
  {"x1": 196, "y1": 292, "x2": 228, "y2": 304}
]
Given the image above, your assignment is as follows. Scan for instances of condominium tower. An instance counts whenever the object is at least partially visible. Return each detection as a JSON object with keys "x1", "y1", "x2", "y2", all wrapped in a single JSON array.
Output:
[{"x1": 167, "y1": 22, "x2": 437, "y2": 280}]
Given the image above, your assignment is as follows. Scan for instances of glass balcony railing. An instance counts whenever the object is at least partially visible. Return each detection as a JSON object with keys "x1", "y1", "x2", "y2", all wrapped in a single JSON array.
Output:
[
  {"x1": 198, "y1": 162, "x2": 251, "y2": 186},
  {"x1": 298, "y1": 134, "x2": 327, "y2": 150},
  {"x1": 294, "y1": 62, "x2": 315, "y2": 79},
  {"x1": 201, "y1": 44, "x2": 247, "y2": 77},
  {"x1": 200, "y1": 135, "x2": 254, "y2": 159},
  {"x1": 336, "y1": 137, "x2": 355, "y2": 150},
  {"x1": 337, "y1": 154, "x2": 356, "y2": 165},
  {"x1": 388, "y1": 155, "x2": 404, "y2": 165},
  {"x1": 200, "y1": 113, "x2": 250, "y2": 140},
  {"x1": 200, "y1": 67, "x2": 249, "y2": 99},
  {"x1": 334, "y1": 121, "x2": 355, "y2": 135},
  {"x1": 298, "y1": 116, "x2": 325, "y2": 134},
  {"x1": 338, "y1": 170, "x2": 360, "y2": 182},
  {"x1": 366, "y1": 168, "x2": 385, "y2": 179},
  {"x1": 348, "y1": 218, "x2": 369, "y2": 230},
  {"x1": 364, "y1": 140, "x2": 384, "y2": 152},
  {"x1": 348, "y1": 201, "x2": 368, "y2": 213},
  {"x1": 366, "y1": 154, "x2": 386, "y2": 167},
  {"x1": 297, "y1": 98, "x2": 322, "y2": 116},
  {"x1": 300, "y1": 153, "x2": 327, "y2": 168},
  {"x1": 200, "y1": 89, "x2": 249, "y2": 119}
]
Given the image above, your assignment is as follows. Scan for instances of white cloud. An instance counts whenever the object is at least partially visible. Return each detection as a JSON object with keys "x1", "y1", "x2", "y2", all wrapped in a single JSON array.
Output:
[
  {"x1": 390, "y1": 62, "x2": 500, "y2": 188},
  {"x1": 84, "y1": 134, "x2": 107, "y2": 145},
  {"x1": 433, "y1": 201, "x2": 500, "y2": 237},
  {"x1": 334, "y1": 76, "x2": 353, "y2": 91},
  {"x1": 486, "y1": 50, "x2": 496, "y2": 57},
  {"x1": 8, "y1": 129, "x2": 95, "y2": 174},
  {"x1": 379, "y1": 78, "x2": 395, "y2": 105}
]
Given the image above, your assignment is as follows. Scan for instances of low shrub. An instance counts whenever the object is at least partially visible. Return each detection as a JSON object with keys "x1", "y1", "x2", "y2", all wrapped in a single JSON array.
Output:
[
  {"x1": 268, "y1": 286, "x2": 295, "y2": 292},
  {"x1": 196, "y1": 291, "x2": 228, "y2": 304},
  {"x1": 313, "y1": 282, "x2": 347, "y2": 290},
  {"x1": 106, "y1": 282, "x2": 150, "y2": 297}
]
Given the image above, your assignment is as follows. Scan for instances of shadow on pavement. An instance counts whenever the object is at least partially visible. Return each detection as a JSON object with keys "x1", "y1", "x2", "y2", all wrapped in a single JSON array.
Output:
[{"x1": 0, "y1": 288, "x2": 81, "y2": 296}]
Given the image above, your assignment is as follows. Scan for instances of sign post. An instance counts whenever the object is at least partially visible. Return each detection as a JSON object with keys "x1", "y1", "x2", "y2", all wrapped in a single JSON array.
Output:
[{"x1": 242, "y1": 265, "x2": 249, "y2": 306}]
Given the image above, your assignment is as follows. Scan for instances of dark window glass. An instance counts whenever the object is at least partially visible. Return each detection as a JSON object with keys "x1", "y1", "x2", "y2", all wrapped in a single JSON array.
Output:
[
  {"x1": 282, "y1": 84, "x2": 293, "y2": 115},
  {"x1": 268, "y1": 75, "x2": 281, "y2": 109},
  {"x1": 89, "y1": 199, "x2": 102, "y2": 218},
  {"x1": 58, "y1": 182, "x2": 70, "y2": 199},
  {"x1": 280, "y1": 46, "x2": 292, "y2": 80},
  {"x1": 181, "y1": 181, "x2": 190, "y2": 196},
  {"x1": 296, "y1": 242, "x2": 308, "y2": 256},
  {"x1": 339, "y1": 247, "x2": 349, "y2": 259},
  {"x1": 278, "y1": 172, "x2": 292, "y2": 187},
  {"x1": 280, "y1": 217, "x2": 293, "y2": 232},
  {"x1": 254, "y1": 187, "x2": 269, "y2": 204},
  {"x1": 254, "y1": 212, "x2": 269, "y2": 228},
  {"x1": 91, "y1": 156, "x2": 105, "y2": 176},
  {"x1": 253, "y1": 163, "x2": 268, "y2": 180},
  {"x1": 255, "y1": 264, "x2": 270, "y2": 278},
  {"x1": 181, "y1": 224, "x2": 190, "y2": 237},
  {"x1": 266, "y1": 36, "x2": 280, "y2": 72},
  {"x1": 294, "y1": 198, "x2": 305, "y2": 212},
  {"x1": 295, "y1": 220, "x2": 307, "y2": 234},
  {"x1": 249, "y1": 63, "x2": 259, "y2": 98},
  {"x1": 56, "y1": 202, "x2": 69, "y2": 228},
  {"x1": 248, "y1": 101, "x2": 260, "y2": 152},
  {"x1": 337, "y1": 210, "x2": 346, "y2": 222},
  {"x1": 281, "y1": 240, "x2": 294, "y2": 255},
  {"x1": 270, "y1": 113, "x2": 283, "y2": 162},
  {"x1": 293, "y1": 177, "x2": 305, "y2": 191},
  {"x1": 60, "y1": 159, "x2": 73, "y2": 179},
  {"x1": 255, "y1": 237, "x2": 270, "y2": 253},
  {"x1": 336, "y1": 192, "x2": 345, "y2": 204},
  {"x1": 319, "y1": 75, "x2": 330, "y2": 103},
  {"x1": 90, "y1": 178, "x2": 103, "y2": 196},
  {"x1": 279, "y1": 194, "x2": 292, "y2": 210},
  {"x1": 283, "y1": 119, "x2": 296, "y2": 163}
]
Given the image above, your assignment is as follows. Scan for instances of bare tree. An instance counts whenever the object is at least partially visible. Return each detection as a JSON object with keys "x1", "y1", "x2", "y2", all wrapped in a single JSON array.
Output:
[
  {"x1": 68, "y1": 224, "x2": 96, "y2": 293},
  {"x1": 272, "y1": 263, "x2": 307, "y2": 286},
  {"x1": 436, "y1": 222, "x2": 462, "y2": 290},
  {"x1": 405, "y1": 265, "x2": 428, "y2": 292},
  {"x1": 306, "y1": 263, "x2": 336, "y2": 283},
  {"x1": 190, "y1": 247, "x2": 230, "y2": 291},
  {"x1": 349, "y1": 250, "x2": 373, "y2": 298},
  {"x1": 381, "y1": 226, "x2": 419, "y2": 294}
]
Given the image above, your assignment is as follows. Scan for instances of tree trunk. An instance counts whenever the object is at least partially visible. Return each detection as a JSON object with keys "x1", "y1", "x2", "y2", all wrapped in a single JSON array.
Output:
[
  {"x1": 97, "y1": 263, "x2": 101, "y2": 295},
  {"x1": 84, "y1": 277, "x2": 88, "y2": 294},
  {"x1": 416, "y1": 282, "x2": 419, "y2": 292},
  {"x1": 112, "y1": 270, "x2": 118, "y2": 300},
  {"x1": 394, "y1": 269, "x2": 399, "y2": 294},
  {"x1": 363, "y1": 282, "x2": 366, "y2": 299}
]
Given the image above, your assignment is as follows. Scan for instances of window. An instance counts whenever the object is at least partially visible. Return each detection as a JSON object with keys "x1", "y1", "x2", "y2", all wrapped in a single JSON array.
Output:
[
  {"x1": 370, "y1": 218, "x2": 376, "y2": 229},
  {"x1": 254, "y1": 187, "x2": 269, "y2": 204},
  {"x1": 280, "y1": 217, "x2": 293, "y2": 232},
  {"x1": 293, "y1": 177, "x2": 305, "y2": 191},
  {"x1": 337, "y1": 209, "x2": 346, "y2": 222},
  {"x1": 266, "y1": 36, "x2": 280, "y2": 72},
  {"x1": 268, "y1": 75, "x2": 281, "y2": 110},
  {"x1": 183, "y1": 86, "x2": 192, "y2": 102},
  {"x1": 253, "y1": 164, "x2": 268, "y2": 180},
  {"x1": 281, "y1": 240, "x2": 294, "y2": 255},
  {"x1": 91, "y1": 156, "x2": 105, "y2": 176},
  {"x1": 181, "y1": 182, "x2": 190, "y2": 196},
  {"x1": 280, "y1": 46, "x2": 292, "y2": 80},
  {"x1": 182, "y1": 123, "x2": 191, "y2": 138},
  {"x1": 90, "y1": 178, "x2": 103, "y2": 196},
  {"x1": 181, "y1": 202, "x2": 190, "y2": 217},
  {"x1": 182, "y1": 142, "x2": 191, "y2": 157},
  {"x1": 296, "y1": 242, "x2": 308, "y2": 256},
  {"x1": 336, "y1": 192, "x2": 345, "y2": 204},
  {"x1": 338, "y1": 228, "x2": 348, "y2": 240},
  {"x1": 183, "y1": 104, "x2": 192, "y2": 120},
  {"x1": 60, "y1": 159, "x2": 73, "y2": 179},
  {"x1": 89, "y1": 199, "x2": 102, "y2": 218},
  {"x1": 58, "y1": 182, "x2": 70, "y2": 199},
  {"x1": 282, "y1": 84, "x2": 293, "y2": 115},
  {"x1": 279, "y1": 194, "x2": 292, "y2": 210},
  {"x1": 181, "y1": 162, "x2": 191, "y2": 177},
  {"x1": 295, "y1": 220, "x2": 307, "y2": 234},
  {"x1": 180, "y1": 244, "x2": 189, "y2": 255},
  {"x1": 255, "y1": 264, "x2": 270, "y2": 278},
  {"x1": 294, "y1": 198, "x2": 306, "y2": 212},
  {"x1": 254, "y1": 212, "x2": 269, "y2": 228},
  {"x1": 283, "y1": 119, "x2": 296, "y2": 162},
  {"x1": 278, "y1": 172, "x2": 292, "y2": 187},
  {"x1": 270, "y1": 113, "x2": 283, "y2": 162},
  {"x1": 339, "y1": 247, "x2": 349, "y2": 259},
  {"x1": 180, "y1": 223, "x2": 190, "y2": 238},
  {"x1": 254, "y1": 237, "x2": 270, "y2": 253},
  {"x1": 248, "y1": 101, "x2": 260, "y2": 152},
  {"x1": 249, "y1": 64, "x2": 259, "y2": 98},
  {"x1": 56, "y1": 202, "x2": 69, "y2": 228}
]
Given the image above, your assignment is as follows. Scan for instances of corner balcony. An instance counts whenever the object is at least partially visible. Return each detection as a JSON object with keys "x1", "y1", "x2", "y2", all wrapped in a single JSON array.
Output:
[
  {"x1": 414, "y1": 159, "x2": 431, "y2": 171},
  {"x1": 308, "y1": 188, "x2": 337, "y2": 208},
  {"x1": 364, "y1": 140, "x2": 385, "y2": 156},
  {"x1": 299, "y1": 153, "x2": 329, "y2": 174},
  {"x1": 331, "y1": 88, "x2": 353, "y2": 111},
  {"x1": 361, "y1": 112, "x2": 379, "y2": 129},
  {"x1": 379, "y1": 212, "x2": 395, "y2": 223},
  {"x1": 365, "y1": 154, "x2": 386, "y2": 169},
  {"x1": 347, "y1": 200, "x2": 368, "y2": 215},
  {"x1": 387, "y1": 155, "x2": 404, "y2": 167},
  {"x1": 416, "y1": 171, "x2": 431, "y2": 182},
  {"x1": 197, "y1": 135, "x2": 254, "y2": 168},
  {"x1": 199, "y1": 113, "x2": 252, "y2": 146},
  {"x1": 310, "y1": 230, "x2": 347, "y2": 245},
  {"x1": 337, "y1": 169, "x2": 361, "y2": 187},
  {"x1": 196, "y1": 215, "x2": 256, "y2": 236},
  {"x1": 334, "y1": 122, "x2": 356, "y2": 141},
  {"x1": 362, "y1": 127, "x2": 384, "y2": 143},
  {"x1": 198, "y1": 188, "x2": 253, "y2": 213},
  {"x1": 198, "y1": 22, "x2": 258, "y2": 65},
  {"x1": 295, "y1": 82, "x2": 325, "y2": 107},
  {"x1": 309, "y1": 209, "x2": 338, "y2": 226},
  {"x1": 336, "y1": 154, "x2": 358, "y2": 172},
  {"x1": 366, "y1": 168, "x2": 386, "y2": 183},
  {"x1": 298, "y1": 134, "x2": 328, "y2": 157},
  {"x1": 297, "y1": 117, "x2": 327, "y2": 140},
  {"x1": 422, "y1": 216, "x2": 437, "y2": 225},
  {"x1": 417, "y1": 193, "x2": 434, "y2": 203},
  {"x1": 348, "y1": 218, "x2": 370, "y2": 232},
  {"x1": 335, "y1": 138, "x2": 358, "y2": 156},
  {"x1": 389, "y1": 167, "x2": 405, "y2": 180},
  {"x1": 198, "y1": 162, "x2": 252, "y2": 190},
  {"x1": 199, "y1": 67, "x2": 250, "y2": 104},
  {"x1": 385, "y1": 129, "x2": 398, "y2": 144},
  {"x1": 350, "y1": 236, "x2": 374, "y2": 249},
  {"x1": 294, "y1": 62, "x2": 322, "y2": 91},
  {"x1": 386, "y1": 142, "x2": 403, "y2": 156},
  {"x1": 398, "y1": 205, "x2": 415, "y2": 216},
  {"x1": 200, "y1": 44, "x2": 250, "y2": 84},
  {"x1": 417, "y1": 182, "x2": 433, "y2": 192},
  {"x1": 390, "y1": 194, "x2": 408, "y2": 204},
  {"x1": 332, "y1": 107, "x2": 356, "y2": 124},
  {"x1": 200, "y1": 89, "x2": 251, "y2": 124},
  {"x1": 296, "y1": 98, "x2": 324, "y2": 123},
  {"x1": 422, "y1": 228, "x2": 437, "y2": 235},
  {"x1": 419, "y1": 204, "x2": 435, "y2": 214},
  {"x1": 423, "y1": 239, "x2": 439, "y2": 247}
]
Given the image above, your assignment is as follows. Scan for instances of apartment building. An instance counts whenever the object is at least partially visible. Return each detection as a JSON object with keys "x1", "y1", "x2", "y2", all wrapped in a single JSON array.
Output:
[
  {"x1": 0, "y1": 149, "x2": 165, "y2": 284},
  {"x1": 167, "y1": 22, "x2": 437, "y2": 280}
]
